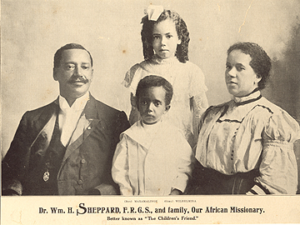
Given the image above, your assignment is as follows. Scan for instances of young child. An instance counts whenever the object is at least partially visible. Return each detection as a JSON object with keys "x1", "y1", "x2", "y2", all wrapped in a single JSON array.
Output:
[
  {"x1": 112, "y1": 75, "x2": 193, "y2": 196},
  {"x1": 123, "y1": 6, "x2": 209, "y2": 147}
]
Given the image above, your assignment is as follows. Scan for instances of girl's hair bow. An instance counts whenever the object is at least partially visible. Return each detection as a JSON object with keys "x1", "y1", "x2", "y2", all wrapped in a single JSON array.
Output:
[{"x1": 146, "y1": 5, "x2": 164, "y2": 21}]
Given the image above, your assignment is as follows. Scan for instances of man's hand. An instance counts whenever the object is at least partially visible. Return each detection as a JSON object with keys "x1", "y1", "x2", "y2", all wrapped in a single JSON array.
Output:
[
  {"x1": 2, "y1": 189, "x2": 20, "y2": 196},
  {"x1": 170, "y1": 189, "x2": 182, "y2": 195}
]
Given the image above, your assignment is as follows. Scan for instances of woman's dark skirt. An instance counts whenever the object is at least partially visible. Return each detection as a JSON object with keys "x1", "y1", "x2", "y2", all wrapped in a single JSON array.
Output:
[{"x1": 186, "y1": 160, "x2": 259, "y2": 195}]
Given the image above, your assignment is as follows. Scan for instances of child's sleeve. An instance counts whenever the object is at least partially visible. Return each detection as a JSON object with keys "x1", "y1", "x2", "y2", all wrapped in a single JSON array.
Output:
[
  {"x1": 189, "y1": 64, "x2": 209, "y2": 147},
  {"x1": 111, "y1": 134, "x2": 133, "y2": 196},
  {"x1": 172, "y1": 133, "x2": 193, "y2": 193},
  {"x1": 189, "y1": 64, "x2": 208, "y2": 99}
]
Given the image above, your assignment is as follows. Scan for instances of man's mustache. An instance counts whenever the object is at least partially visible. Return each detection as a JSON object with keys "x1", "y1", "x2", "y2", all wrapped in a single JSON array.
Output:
[{"x1": 68, "y1": 75, "x2": 89, "y2": 84}]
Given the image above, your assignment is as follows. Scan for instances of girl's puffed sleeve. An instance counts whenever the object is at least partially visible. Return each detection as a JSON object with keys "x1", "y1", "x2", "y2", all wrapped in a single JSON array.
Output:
[
  {"x1": 189, "y1": 64, "x2": 209, "y2": 145},
  {"x1": 248, "y1": 111, "x2": 300, "y2": 195},
  {"x1": 189, "y1": 64, "x2": 208, "y2": 99},
  {"x1": 189, "y1": 64, "x2": 208, "y2": 114},
  {"x1": 111, "y1": 134, "x2": 133, "y2": 196}
]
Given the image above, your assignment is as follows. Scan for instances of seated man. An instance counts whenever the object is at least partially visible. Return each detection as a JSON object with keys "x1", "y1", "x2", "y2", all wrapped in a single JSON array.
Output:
[{"x1": 2, "y1": 43, "x2": 130, "y2": 195}]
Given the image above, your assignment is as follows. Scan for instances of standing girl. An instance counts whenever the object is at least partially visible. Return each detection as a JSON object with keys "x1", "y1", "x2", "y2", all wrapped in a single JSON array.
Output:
[{"x1": 123, "y1": 6, "x2": 208, "y2": 147}]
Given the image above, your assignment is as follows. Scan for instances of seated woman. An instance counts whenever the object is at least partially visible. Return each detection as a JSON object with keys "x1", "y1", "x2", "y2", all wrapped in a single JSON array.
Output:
[{"x1": 187, "y1": 42, "x2": 299, "y2": 195}]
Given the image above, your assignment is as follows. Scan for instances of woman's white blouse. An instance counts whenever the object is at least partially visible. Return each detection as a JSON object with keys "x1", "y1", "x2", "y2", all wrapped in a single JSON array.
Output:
[{"x1": 195, "y1": 91, "x2": 299, "y2": 194}]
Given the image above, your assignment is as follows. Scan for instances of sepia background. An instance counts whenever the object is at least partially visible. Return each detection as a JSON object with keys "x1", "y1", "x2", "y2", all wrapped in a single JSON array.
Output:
[{"x1": 1, "y1": 0, "x2": 300, "y2": 192}]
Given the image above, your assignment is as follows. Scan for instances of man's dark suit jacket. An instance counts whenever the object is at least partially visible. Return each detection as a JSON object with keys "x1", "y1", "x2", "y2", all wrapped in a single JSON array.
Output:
[{"x1": 2, "y1": 94, "x2": 130, "y2": 195}]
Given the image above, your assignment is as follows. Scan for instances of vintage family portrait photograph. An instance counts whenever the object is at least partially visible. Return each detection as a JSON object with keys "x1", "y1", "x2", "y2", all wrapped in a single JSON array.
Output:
[{"x1": 1, "y1": 0, "x2": 300, "y2": 224}]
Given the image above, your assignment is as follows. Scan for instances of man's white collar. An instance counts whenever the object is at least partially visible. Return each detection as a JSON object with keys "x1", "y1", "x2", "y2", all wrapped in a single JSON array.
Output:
[{"x1": 59, "y1": 92, "x2": 89, "y2": 112}]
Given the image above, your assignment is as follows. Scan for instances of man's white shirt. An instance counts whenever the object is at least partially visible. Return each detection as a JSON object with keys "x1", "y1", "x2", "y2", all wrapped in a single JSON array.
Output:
[{"x1": 58, "y1": 92, "x2": 89, "y2": 146}]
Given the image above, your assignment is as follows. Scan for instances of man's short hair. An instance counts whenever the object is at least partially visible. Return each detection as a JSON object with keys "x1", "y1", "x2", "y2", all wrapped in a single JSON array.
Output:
[
  {"x1": 53, "y1": 43, "x2": 93, "y2": 68},
  {"x1": 136, "y1": 75, "x2": 173, "y2": 107}
]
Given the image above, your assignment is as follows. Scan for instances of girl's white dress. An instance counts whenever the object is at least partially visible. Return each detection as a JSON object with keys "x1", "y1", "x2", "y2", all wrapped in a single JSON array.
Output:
[
  {"x1": 123, "y1": 55, "x2": 208, "y2": 147},
  {"x1": 112, "y1": 120, "x2": 193, "y2": 196},
  {"x1": 195, "y1": 90, "x2": 299, "y2": 194}
]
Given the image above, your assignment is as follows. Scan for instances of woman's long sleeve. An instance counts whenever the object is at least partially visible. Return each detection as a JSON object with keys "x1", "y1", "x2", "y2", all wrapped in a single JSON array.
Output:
[{"x1": 247, "y1": 112, "x2": 299, "y2": 194}]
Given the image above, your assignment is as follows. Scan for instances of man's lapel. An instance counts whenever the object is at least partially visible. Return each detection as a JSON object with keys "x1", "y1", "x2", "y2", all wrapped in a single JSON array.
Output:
[
  {"x1": 29, "y1": 100, "x2": 59, "y2": 157},
  {"x1": 61, "y1": 95, "x2": 101, "y2": 163}
]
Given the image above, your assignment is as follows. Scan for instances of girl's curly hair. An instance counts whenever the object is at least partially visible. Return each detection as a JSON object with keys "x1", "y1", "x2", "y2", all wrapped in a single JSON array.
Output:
[{"x1": 141, "y1": 10, "x2": 190, "y2": 63}]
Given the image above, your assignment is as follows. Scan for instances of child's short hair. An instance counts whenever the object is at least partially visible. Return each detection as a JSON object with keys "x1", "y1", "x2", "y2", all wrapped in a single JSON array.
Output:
[
  {"x1": 136, "y1": 75, "x2": 173, "y2": 106},
  {"x1": 141, "y1": 10, "x2": 190, "y2": 63}
]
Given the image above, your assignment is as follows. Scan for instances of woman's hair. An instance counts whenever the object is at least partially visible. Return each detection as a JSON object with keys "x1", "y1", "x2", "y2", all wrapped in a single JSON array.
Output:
[
  {"x1": 136, "y1": 75, "x2": 173, "y2": 108},
  {"x1": 227, "y1": 42, "x2": 271, "y2": 90},
  {"x1": 141, "y1": 10, "x2": 190, "y2": 63}
]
